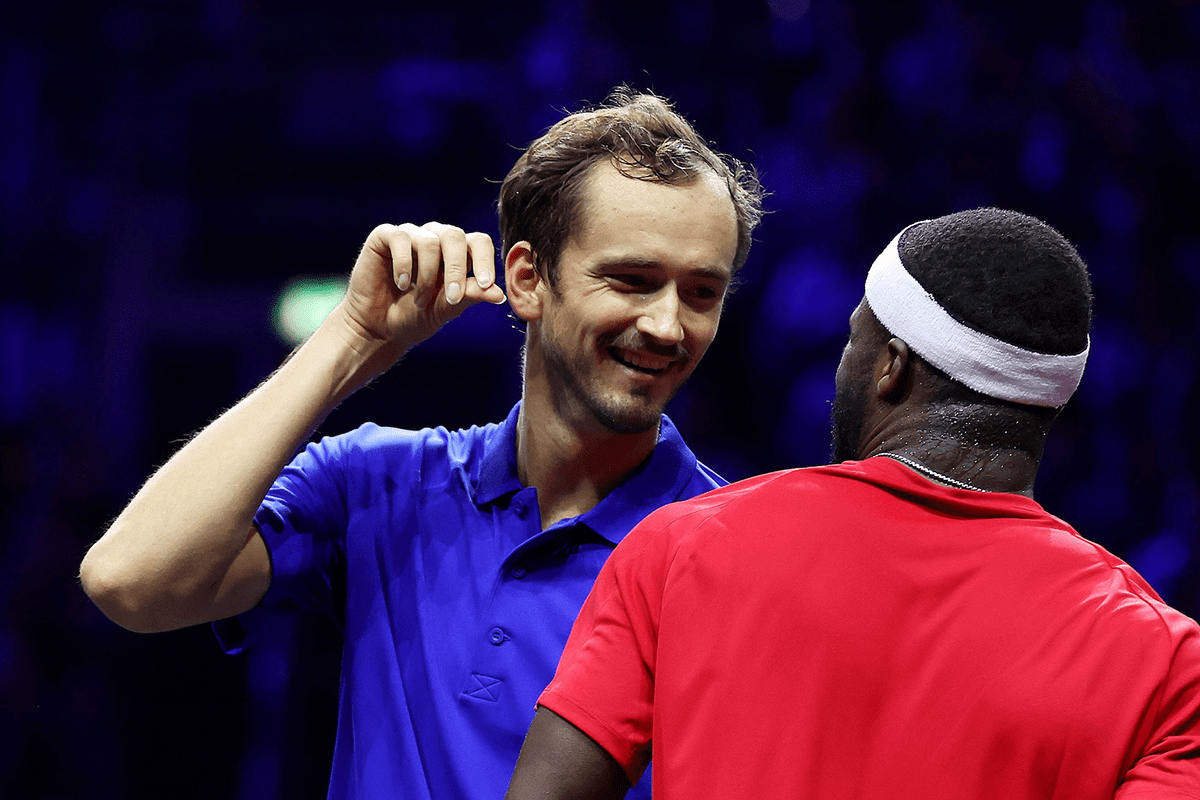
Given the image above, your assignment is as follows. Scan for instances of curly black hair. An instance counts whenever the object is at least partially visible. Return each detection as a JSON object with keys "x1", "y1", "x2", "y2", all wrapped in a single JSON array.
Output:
[
  {"x1": 890, "y1": 208, "x2": 1095, "y2": 452},
  {"x1": 898, "y1": 207, "x2": 1092, "y2": 356}
]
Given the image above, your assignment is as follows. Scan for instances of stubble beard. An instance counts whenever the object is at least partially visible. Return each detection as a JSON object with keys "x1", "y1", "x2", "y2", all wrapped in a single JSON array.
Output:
[
  {"x1": 829, "y1": 372, "x2": 871, "y2": 464},
  {"x1": 541, "y1": 330, "x2": 679, "y2": 436}
]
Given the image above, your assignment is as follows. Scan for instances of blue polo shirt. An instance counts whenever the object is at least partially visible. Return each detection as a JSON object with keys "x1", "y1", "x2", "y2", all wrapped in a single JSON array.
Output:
[{"x1": 215, "y1": 402, "x2": 724, "y2": 800}]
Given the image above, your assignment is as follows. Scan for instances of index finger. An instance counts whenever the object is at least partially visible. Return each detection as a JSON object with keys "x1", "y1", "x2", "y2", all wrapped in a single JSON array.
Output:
[{"x1": 465, "y1": 232, "x2": 496, "y2": 290}]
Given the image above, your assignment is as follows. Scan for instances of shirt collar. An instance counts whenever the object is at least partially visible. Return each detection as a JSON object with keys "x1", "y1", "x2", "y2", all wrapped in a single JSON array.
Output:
[
  {"x1": 470, "y1": 402, "x2": 701, "y2": 546},
  {"x1": 472, "y1": 403, "x2": 526, "y2": 506},
  {"x1": 852, "y1": 456, "x2": 1048, "y2": 517}
]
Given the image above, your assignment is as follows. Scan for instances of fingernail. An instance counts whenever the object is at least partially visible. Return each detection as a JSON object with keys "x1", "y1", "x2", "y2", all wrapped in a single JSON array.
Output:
[
  {"x1": 397, "y1": 274, "x2": 411, "y2": 291},
  {"x1": 447, "y1": 281, "x2": 462, "y2": 305}
]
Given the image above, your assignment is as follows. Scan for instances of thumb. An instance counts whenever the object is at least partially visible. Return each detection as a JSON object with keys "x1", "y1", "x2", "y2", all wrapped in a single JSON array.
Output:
[{"x1": 434, "y1": 278, "x2": 507, "y2": 317}]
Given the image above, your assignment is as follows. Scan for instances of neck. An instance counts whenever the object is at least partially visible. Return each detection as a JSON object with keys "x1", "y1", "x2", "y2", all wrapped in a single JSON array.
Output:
[
  {"x1": 862, "y1": 423, "x2": 1041, "y2": 499},
  {"x1": 515, "y1": 398, "x2": 659, "y2": 530}
]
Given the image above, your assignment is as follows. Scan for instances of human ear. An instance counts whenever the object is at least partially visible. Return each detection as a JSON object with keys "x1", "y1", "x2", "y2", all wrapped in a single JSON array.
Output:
[
  {"x1": 876, "y1": 338, "x2": 911, "y2": 400},
  {"x1": 505, "y1": 242, "x2": 544, "y2": 322}
]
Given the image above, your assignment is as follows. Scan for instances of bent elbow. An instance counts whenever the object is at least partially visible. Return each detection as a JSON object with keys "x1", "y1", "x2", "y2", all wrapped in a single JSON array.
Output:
[{"x1": 79, "y1": 541, "x2": 176, "y2": 634}]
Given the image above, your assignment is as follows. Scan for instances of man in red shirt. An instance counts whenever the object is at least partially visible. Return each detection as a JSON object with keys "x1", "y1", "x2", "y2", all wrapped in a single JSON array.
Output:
[{"x1": 506, "y1": 207, "x2": 1200, "y2": 799}]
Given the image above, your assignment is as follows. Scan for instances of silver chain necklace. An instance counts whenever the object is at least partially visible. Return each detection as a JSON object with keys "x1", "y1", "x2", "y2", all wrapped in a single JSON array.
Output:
[{"x1": 879, "y1": 452, "x2": 987, "y2": 492}]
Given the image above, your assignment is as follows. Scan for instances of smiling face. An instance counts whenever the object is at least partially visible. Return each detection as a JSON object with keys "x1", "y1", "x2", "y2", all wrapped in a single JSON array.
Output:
[{"x1": 526, "y1": 160, "x2": 739, "y2": 435}]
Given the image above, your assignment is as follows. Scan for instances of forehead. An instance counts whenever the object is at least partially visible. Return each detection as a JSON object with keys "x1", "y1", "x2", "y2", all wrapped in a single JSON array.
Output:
[{"x1": 565, "y1": 160, "x2": 739, "y2": 274}]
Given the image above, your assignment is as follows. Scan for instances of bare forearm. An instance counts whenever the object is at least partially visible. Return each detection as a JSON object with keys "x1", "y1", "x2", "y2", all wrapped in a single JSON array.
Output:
[
  {"x1": 507, "y1": 708, "x2": 631, "y2": 800},
  {"x1": 80, "y1": 222, "x2": 504, "y2": 633},
  {"x1": 80, "y1": 319, "x2": 389, "y2": 632}
]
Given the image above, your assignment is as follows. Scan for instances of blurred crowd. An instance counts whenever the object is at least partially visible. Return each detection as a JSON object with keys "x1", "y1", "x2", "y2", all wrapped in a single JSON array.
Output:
[{"x1": 3, "y1": 1, "x2": 1198, "y2": 797}]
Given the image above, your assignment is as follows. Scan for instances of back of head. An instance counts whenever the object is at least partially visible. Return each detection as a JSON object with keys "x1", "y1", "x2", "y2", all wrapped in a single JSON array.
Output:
[
  {"x1": 498, "y1": 88, "x2": 763, "y2": 284},
  {"x1": 889, "y1": 208, "x2": 1093, "y2": 455},
  {"x1": 898, "y1": 208, "x2": 1092, "y2": 358}
]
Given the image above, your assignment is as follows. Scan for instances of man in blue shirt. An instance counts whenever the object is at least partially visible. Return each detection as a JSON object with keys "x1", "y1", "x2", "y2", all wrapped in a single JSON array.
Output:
[{"x1": 80, "y1": 89, "x2": 763, "y2": 799}]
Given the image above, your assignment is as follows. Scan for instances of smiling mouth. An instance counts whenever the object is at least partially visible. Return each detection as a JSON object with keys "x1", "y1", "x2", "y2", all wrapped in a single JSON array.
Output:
[{"x1": 610, "y1": 347, "x2": 674, "y2": 375}]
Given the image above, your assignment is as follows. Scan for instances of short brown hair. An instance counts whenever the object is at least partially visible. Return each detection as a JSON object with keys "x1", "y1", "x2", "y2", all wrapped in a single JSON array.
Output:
[{"x1": 498, "y1": 88, "x2": 764, "y2": 284}]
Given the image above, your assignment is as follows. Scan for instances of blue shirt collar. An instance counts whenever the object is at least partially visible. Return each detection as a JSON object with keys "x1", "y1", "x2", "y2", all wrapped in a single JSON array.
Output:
[{"x1": 471, "y1": 402, "x2": 699, "y2": 546}]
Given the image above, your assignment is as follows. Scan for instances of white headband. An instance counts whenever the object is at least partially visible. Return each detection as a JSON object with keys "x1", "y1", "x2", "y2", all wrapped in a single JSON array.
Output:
[{"x1": 863, "y1": 225, "x2": 1089, "y2": 408}]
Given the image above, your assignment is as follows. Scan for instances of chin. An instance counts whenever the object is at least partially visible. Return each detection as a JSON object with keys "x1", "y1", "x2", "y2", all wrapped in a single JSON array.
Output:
[
  {"x1": 593, "y1": 407, "x2": 662, "y2": 435},
  {"x1": 587, "y1": 393, "x2": 666, "y2": 435}
]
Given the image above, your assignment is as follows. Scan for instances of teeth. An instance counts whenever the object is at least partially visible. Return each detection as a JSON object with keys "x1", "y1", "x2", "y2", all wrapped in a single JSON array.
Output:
[{"x1": 614, "y1": 348, "x2": 671, "y2": 372}]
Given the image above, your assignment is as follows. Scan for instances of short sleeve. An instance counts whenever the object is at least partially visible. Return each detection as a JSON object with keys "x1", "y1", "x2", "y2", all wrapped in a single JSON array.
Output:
[
  {"x1": 537, "y1": 504, "x2": 684, "y2": 786},
  {"x1": 213, "y1": 432, "x2": 352, "y2": 653},
  {"x1": 1117, "y1": 610, "x2": 1200, "y2": 797}
]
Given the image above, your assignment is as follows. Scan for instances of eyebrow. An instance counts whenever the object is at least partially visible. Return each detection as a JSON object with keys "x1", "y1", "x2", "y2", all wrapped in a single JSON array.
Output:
[{"x1": 598, "y1": 258, "x2": 732, "y2": 283}]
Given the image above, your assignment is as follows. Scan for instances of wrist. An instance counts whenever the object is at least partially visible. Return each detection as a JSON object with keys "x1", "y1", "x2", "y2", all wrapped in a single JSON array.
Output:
[{"x1": 283, "y1": 318, "x2": 405, "y2": 409}]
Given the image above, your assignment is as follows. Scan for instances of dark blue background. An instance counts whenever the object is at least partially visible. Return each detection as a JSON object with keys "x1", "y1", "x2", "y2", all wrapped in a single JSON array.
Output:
[{"x1": 4, "y1": 1, "x2": 1199, "y2": 797}]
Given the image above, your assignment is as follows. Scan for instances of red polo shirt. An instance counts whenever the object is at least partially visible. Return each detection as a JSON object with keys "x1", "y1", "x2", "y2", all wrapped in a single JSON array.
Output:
[{"x1": 540, "y1": 457, "x2": 1200, "y2": 799}]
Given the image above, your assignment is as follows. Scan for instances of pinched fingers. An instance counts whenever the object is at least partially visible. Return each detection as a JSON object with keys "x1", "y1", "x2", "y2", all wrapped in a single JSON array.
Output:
[
  {"x1": 363, "y1": 222, "x2": 501, "y2": 311},
  {"x1": 418, "y1": 221, "x2": 498, "y2": 307}
]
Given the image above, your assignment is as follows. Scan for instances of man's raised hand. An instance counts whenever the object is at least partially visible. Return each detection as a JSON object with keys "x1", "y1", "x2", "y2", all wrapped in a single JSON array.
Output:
[{"x1": 331, "y1": 222, "x2": 507, "y2": 364}]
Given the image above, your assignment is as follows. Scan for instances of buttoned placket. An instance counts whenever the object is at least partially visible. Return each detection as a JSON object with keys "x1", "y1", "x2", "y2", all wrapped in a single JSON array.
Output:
[{"x1": 461, "y1": 486, "x2": 556, "y2": 703}]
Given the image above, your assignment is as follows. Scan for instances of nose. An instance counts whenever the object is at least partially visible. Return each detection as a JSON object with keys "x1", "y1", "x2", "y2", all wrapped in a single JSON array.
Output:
[{"x1": 636, "y1": 287, "x2": 684, "y2": 345}]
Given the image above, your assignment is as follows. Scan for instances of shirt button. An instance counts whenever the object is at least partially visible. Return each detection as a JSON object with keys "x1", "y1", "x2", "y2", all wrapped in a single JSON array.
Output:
[
  {"x1": 489, "y1": 627, "x2": 507, "y2": 645},
  {"x1": 512, "y1": 566, "x2": 527, "y2": 579}
]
